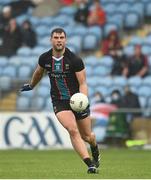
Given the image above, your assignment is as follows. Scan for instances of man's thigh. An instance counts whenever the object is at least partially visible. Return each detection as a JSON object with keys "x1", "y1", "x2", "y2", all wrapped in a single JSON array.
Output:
[{"x1": 56, "y1": 110, "x2": 78, "y2": 130}]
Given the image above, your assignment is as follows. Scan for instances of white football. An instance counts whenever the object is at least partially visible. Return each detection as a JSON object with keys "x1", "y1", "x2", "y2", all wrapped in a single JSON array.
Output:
[{"x1": 70, "y1": 93, "x2": 89, "y2": 112}]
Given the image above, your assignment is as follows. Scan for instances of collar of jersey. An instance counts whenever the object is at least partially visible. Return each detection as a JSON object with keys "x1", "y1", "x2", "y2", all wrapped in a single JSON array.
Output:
[{"x1": 52, "y1": 56, "x2": 64, "y2": 61}]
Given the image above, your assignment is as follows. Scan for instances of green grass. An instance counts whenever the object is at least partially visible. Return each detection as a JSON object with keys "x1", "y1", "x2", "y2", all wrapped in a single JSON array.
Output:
[{"x1": 0, "y1": 148, "x2": 151, "y2": 179}]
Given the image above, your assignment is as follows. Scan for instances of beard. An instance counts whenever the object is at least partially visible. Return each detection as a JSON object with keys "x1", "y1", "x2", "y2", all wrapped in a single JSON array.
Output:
[{"x1": 54, "y1": 44, "x2": 65, "y2": 52}]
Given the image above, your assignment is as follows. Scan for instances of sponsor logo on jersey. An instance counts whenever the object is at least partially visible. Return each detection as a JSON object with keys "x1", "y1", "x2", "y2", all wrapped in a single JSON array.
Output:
[{"x1": 50, "y1": 73, "x2": 67, "y2": 78}]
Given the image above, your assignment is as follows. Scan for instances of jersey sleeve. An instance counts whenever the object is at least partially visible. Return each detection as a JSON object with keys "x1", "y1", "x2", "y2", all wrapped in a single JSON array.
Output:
[
  {"x1": 38, "y1": 54, "x2": 45, "y2": 68},
  {"x1": 73, "y1": 56, "x2": 85, "y2": 72}
]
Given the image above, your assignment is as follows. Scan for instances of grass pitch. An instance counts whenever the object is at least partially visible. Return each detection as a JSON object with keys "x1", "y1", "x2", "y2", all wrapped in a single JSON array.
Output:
[{"x1": 0, "y1": 148, "x2": 151, "y2": 179}]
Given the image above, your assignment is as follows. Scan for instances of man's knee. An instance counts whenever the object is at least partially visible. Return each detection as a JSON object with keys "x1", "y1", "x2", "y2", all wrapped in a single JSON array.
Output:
[
  {"x1": 67, "y1": 127, "x2": 79, "y2": 137},
  {"x1": 82, "y1": 132, "x2": 95, "y2": 143}
]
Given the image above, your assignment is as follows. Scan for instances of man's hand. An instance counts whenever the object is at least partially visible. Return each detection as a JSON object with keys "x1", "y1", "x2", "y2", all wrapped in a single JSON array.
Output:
[{"x1": 20, "y1": 84, "x2": 33, "y2": 92}]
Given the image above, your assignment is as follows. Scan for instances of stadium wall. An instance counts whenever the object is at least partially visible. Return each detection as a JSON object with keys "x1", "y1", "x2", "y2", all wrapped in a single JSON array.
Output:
[{"x1": 0, "y1": 112, "x2": 72, "y2": 149}]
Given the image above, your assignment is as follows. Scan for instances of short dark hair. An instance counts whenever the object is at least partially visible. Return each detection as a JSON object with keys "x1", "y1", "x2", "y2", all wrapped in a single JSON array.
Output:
[{"x1": 51, "y1": 28, "x2": 66, "y2": 37}]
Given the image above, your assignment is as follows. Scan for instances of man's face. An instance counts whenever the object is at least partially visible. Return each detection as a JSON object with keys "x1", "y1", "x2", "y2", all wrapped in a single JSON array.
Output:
[{"x1": 51, "y1": 32, "x2": 66, "y2": 52}]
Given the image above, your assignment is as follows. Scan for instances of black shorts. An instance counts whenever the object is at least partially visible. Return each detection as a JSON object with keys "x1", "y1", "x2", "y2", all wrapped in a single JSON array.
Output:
[{"x1": 52, "y1": 100, "x2": 90, "y2": 120}]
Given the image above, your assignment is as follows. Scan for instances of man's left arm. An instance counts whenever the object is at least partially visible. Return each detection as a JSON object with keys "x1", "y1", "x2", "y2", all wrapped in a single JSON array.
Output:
[{"x1": 75, "y1": 69, "x2": 88, "y2": 96}]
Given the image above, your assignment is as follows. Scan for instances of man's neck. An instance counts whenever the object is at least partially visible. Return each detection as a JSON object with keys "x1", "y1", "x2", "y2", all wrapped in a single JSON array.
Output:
[{"x1": 52, "y1": 48, "x2": 65, "y2": 58}]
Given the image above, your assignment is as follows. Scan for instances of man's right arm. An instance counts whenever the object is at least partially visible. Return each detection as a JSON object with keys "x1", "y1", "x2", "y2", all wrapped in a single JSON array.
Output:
[
  {"x1": 20, "y1": 65, "x2": 45, "y2": 92},
  {"x1": 30, "y1": 65, "x2": 45, "y2": 88}
]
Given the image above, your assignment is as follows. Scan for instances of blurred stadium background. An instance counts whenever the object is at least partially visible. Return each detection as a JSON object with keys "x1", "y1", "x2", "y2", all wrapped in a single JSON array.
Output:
[{"x1": 0, "y1": 0, "x2": 151, "y2": 178}]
